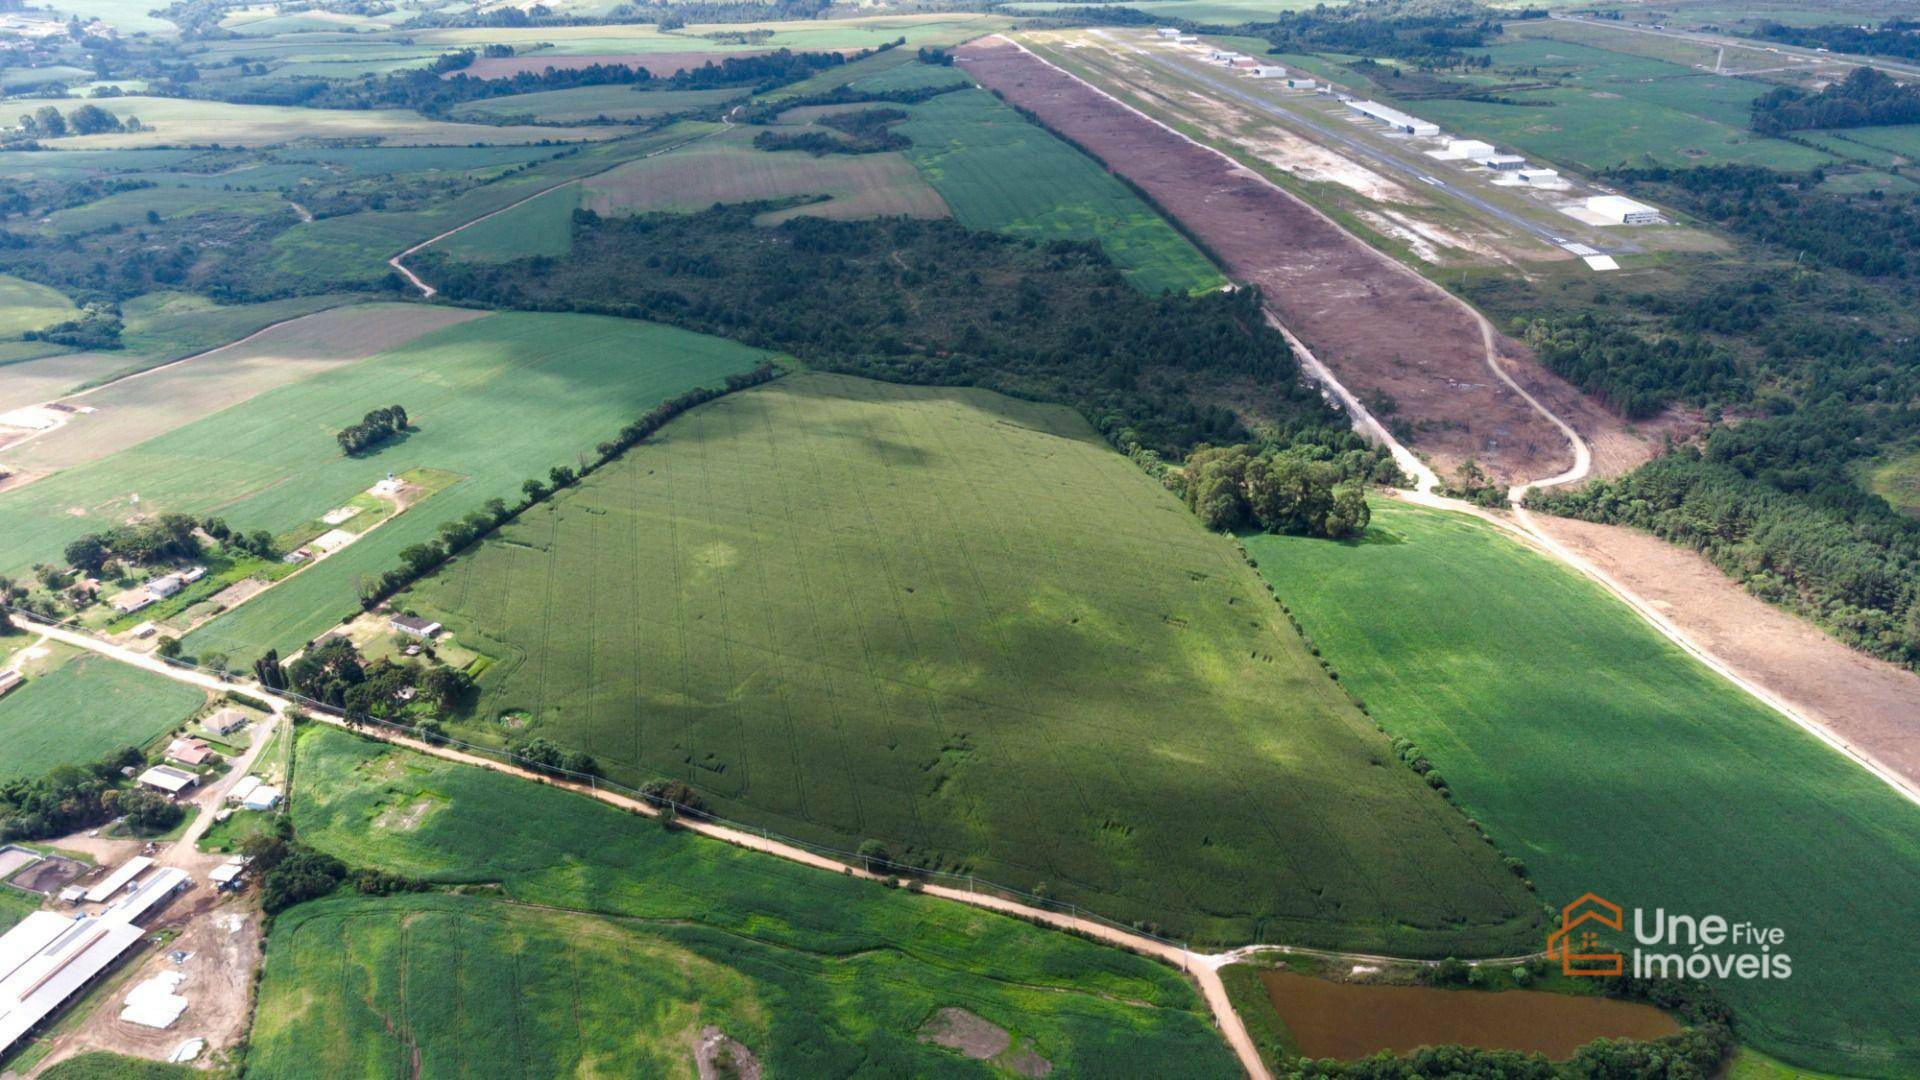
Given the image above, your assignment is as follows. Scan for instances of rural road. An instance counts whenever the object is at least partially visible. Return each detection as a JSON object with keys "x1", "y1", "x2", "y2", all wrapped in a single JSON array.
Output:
[{"x1": 388, "y1": 122, "x2": 732, "y2": 298}]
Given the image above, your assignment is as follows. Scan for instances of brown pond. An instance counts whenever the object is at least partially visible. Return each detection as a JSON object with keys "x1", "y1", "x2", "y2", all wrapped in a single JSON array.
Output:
[{"x1": 1259, "y1": 971, "x2": 1681, "y2": 1060}]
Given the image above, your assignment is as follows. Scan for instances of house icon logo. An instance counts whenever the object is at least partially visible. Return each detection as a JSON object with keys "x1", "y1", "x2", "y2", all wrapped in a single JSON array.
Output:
[{"x1": 1546, "y1": 892, "x2": 1625, "y2": 977}]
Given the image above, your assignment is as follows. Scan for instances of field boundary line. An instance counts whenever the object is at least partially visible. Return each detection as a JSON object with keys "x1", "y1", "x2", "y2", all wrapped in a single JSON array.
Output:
[{"x1": 388, "y1": 123, "x2": 732, "y2": 297}]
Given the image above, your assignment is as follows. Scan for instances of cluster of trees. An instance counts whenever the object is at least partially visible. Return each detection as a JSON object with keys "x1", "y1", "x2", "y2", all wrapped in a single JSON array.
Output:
[
  {"x1": 1751, "y1": 66, "x2": 1920, "y2": 134},
  {"x1": 8, "y1": 103, "x2": 142, "y2": 143},
  {"x1": 730, "y1": 78, "x2": 964, "y2": 126},
  {"x1": 282, "y1": 636, "x2": 474, "y2": 716},
  {"x1": 513, "y1": 736, "x2": 599, "y2": 778},
  {"x1": 63, "y1": 513, "x2": 201, "y2": 573},
  {"x1": 189, "y1": 46, "x2": 860, "y2": 114},
  {"x1": 23, "y1": 304, "x2": 123, "y2": 350},
  {"x1": 415, "y1": 204, "x2": 1354, "y2": 458},
  {"x1": 1181, "y1": 444, "x2": 1374, "y2": 539},
  {"x1": 1519, "y1": 312, "x2": 1740, "y2": 419},
  {"x1": 753, "y1": 107, "x2": 910, "y2": 156},
  {"x1": 239, "y1": 828, "x2": 426, "y2": 915},
  {"x1": 1248, "y1": 1, "x2": 1511, "y2": 65},
  {"x1": 359, "y1": 362, "x2": 782, "y2": 612},
  {"x1": 1614, "y1": 163, "x2": 1920, "y2": 281},
  {"x1": 1751, "y1": 19, "x2": 1920, "y2": 63},
  {"x1": 0, "y1": 747, "x2": 163, "y2": 843},
  {"x1": 335, "y1": 404, "x2": 408, "y2": 455}
]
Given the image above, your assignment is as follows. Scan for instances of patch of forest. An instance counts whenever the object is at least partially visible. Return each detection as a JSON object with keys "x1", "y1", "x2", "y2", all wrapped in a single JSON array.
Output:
[
  {"x1": 414, "y1": 203, "x2": 1383, "y2": 459},
  {"x1": 1750, "y1": 67, "x2": 1920, "y2": 134}
]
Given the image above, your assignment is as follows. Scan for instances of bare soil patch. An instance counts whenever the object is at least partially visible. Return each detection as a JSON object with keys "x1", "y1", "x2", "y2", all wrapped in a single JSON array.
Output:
[
  {"x1": 959, "y1": 38, "x2": 1625, "y2": 484},
  {"x1": 694, "y1": 1025, "x2": 761, "y2": 1080},
  {"x1": 920, "y1": 1007, "x2": 1011, "y2": 1060},
  {"x1": 1532, "y1": 513, "x2": 1920, "y2": 788},
  {"x1": 9, "y1": 853, "x2": 84, "y2": 894},
  {"x1": 455, "y1": 51, "x2": 772, "y2": 79}
]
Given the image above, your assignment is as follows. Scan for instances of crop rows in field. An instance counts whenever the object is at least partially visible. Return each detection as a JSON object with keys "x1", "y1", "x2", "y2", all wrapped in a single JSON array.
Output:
[
  {"x1": 896, "y1": 88, "x2": 1226, "y2": 294},
  {"x1": 1249, "y1": 503, "x2": 1920, "y2": 1077},
  {"x1": 262, "y1": 724, "x2": 1237, "y2": 1079},
  {"x1": 397, "y1": 372, "x2": 1539, "y2": 951},
  {"x1": 0, "y1": 650, "x2": 206, "y2": 781}
]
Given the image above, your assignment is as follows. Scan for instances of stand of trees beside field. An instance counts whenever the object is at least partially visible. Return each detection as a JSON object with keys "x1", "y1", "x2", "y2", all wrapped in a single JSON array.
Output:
[
  {"x1": 335, "y1": 404, "x2": 408, "y2": 455},
  {"x1": 1750, "y1": 20, "x2": 1920, "y2": 65},
  {"x1": 1182, "y1": 443, "x2": 1379, "y2": 539},
  {"x1": 1751, "y1": 67, "x2": 1920, "y2": 135},
  {"x1": 415, "y1": 203, "x2": 1390, "y2": 466}
]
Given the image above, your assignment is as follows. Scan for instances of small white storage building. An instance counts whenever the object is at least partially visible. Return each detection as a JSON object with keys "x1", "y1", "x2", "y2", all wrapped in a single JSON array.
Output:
[{"x1": 1484, "y1": 154, "x2": 1528, "y2": 171}]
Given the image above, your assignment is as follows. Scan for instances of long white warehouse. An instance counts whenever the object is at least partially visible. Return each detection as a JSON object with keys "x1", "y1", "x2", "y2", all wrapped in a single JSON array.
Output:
[{"x1": 1344, "y1": 99, "x2": 1440, "y2": 136}]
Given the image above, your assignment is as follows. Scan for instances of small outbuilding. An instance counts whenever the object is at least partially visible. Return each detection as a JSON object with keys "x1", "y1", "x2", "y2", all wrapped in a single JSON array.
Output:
[
  {"x1": 202, "y1": 708, "x2": 248, "y2": 736},
  {"x1": 145, "y1": 574, "x2": 185, "y2": 599},
  {"x1": 1484, "y1": 154, "x2": 1528, "y2": 171},
  {"x1": 388, "y1": 614, "x2": 441, "y2": 639},
  {"x1": 241, "y1": 785, "x2": 282, "y2": 812},
  {"x1": 137, "y1": 765, "x2": 198, "y2": 795}
]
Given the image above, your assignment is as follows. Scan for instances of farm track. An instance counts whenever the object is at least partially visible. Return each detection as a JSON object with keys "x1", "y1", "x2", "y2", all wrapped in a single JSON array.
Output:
[
  {"x1": 11, "y1": 610, "x2": 1557, "y2": 1080},
  {"x1": 388, "y1": 123, "x2": 732, "y2": 298}
]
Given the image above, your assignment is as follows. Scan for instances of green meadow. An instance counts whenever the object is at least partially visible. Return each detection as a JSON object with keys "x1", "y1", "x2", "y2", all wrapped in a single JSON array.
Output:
[
  {"x1": 1249, "y1": 502, "x2": 1920, "y2": 1077},
  {"x1": 257, "y1": 724, "x2": 1239, "y2": 1079},
  {"x1": 1404, "y1": 37, "x2": 1837, "y2": 172},
  {"x1": 0, "y1": 274, "x2": 76, "y2": 338},
  {"x1": 897, "y1": 88, "x2": 1226, "y2": 294},
  {"x1": 0, "y1": 650, "x2": 206, "y2": 781},
  {"x1": 0, "y1": 312, "x2": 766, "y2": 659},
  {"x1": 396, "y1": 373, "x2": 1539, "y2": 951}
]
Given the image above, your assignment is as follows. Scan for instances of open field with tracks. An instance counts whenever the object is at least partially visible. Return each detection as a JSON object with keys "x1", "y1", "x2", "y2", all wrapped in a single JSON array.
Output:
[
  {"x1": 0, "y1": 313, "x2": 766, "y2": 661},
  {"x1": 260, "y1": 724, "x2": 1240, "y2": 1079},
  {"x1": 0, "y1": 648, "x2": 206, "y2": 781},
  {"x1": 1249, "y1": 502, "x2": 1920, "y2": 1076},
  {"x1": 0, "y1": 96, "x2": 637, "y2": 149},
  {"x1": 395, "y1": 372, "x2": 1540, "y2": 951}
]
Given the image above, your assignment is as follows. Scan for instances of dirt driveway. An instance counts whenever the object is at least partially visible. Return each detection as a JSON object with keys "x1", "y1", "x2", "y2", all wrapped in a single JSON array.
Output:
[{"x1": 959, "y1": 38, "x2": 1630, "y2": 485}]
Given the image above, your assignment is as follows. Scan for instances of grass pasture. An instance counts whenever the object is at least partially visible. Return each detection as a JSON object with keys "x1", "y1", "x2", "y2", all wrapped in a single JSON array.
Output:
[
  {"x1": 157, "y1": 312, "x2": 767, "y2": 659},
  {"x1": 261, "y1": 723, "x2": 1239, "y2": 1079},
  {"x1": 1248, "y1": 502, "x2": 1920, "y2": 1077},
  {"x1": 396, "y1": 372, "x2": 1540, "y2": 951},
  {"x1": 449, "y1": 85, "x2": 746, "y2": 123},
  {"x1": 0, "y1": 274, "x2": 76, "y2": 339},
  {"x1": 0, "y1": 96, "x2": 635, "y2": 149},
  {"x1": 896, "y1": 88, "x2": 1226, "y2": 294},
  {"x1": 0, "y1": 650, "x2": 206, "y2": 782},
  {"x1": 1401, "y1": 36, "x2": 1837, "y2": 172},
  {"x1": 578, "y1": 127, "x2": 950, "y2": 221},
  {"x1": 2, "y1": 304, "x2": 480, "y2": 477}
]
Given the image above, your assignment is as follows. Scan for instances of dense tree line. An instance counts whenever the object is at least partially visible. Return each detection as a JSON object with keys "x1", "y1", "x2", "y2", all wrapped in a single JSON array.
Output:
[
  {"x1": 1613, "y1": 163, "x2": 1920, "y2": 280},
  {"x1": 1750, "y1": 19, "x2": 1920, "y2": 63},
  {"x1": 240, "y1": 829, "x2": 428, "y2": 915},
  {"x1": 183, "y1": 46, "x2": 860, "y2": 114},
  {"x1": 23, "y1": 304, "x2": 123, "y2": 349},
  {"x1": 1247, "y1": 0, "x2": 1510, "y2": 64},
  {"x1": 335, "y1": 404, "x2": 408, "y2": 454},
  {"x1": 1750, "y1": 66, "x2": 1920, "y2": 134},
  {"x1": 414, "y1": 204, "x2": 1362, "y2": 458},
  {"x1": 6, "y1": 103, "x2": 143, "y2": 145},
  {"x1": 63, "y1": 513, "x2": 201, "y2": 572},
  {"x1": 730, "y1": 79, "x2": 965, "y2": 125},
  {"x1": 0, "y1": 747, "x2": 172, "y2": 843},
  {"x1": 753, "y1": 107, "x2": 911, "y2": 156},
  {"x1": 1519, "y1": 312, "x2": 1740, "y2": 418},
  {"x1": 1182, "y1": 444, "x2": 1377, "y2": 539}
]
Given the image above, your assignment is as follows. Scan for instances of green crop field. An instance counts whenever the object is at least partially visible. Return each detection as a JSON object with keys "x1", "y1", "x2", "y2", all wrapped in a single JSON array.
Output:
[
  {"x1": 426, "y1": 186, "x2": 585, "y2": 263},
  {"x1": 0, "y1": 274, "x2": 76, "y2": 338},
  {"x1": 259, "y1": 723, "x2": 1239, "y2": 1079},
  {"x1": 1401, "y1": 37, "x2": 1837, "y2": 172},
  {"x1": 394, "y1": 372, "x2": 1539, "y2": 951},
  {"x1": 897, "y1": 88, "x2": 1227, "y2": 294},
  {"x1": 0, "y1": 651, "x2": 206, "y2": 781},
  {"x1": 270, "y1": 125, "x2": 714, "y2": 289},
  {"x1": 0, "y1": 312, "x2": 765, "y2": 657},
  {"x1": 0, "y1": 96, "x2": 636, "y2": 150},
  {"x1": 1249, "y1": 503, "x2": 1920, "y2": 1077},
  {"x1": 578, "y1": 127, "x2": 950, "y2": 222}
]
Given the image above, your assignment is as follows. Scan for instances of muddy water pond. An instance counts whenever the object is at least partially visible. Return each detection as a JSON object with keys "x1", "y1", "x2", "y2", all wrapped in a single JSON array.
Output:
[{"x1": 1260, "y1": 971, "x2": 1681, "y2": 1060}]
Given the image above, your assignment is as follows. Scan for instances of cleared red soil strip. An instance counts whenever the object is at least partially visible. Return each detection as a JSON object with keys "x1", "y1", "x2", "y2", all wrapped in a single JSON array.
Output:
[
  {"x1": 958, "y1": 38, "x2": 1610, "y2": 484},
  {"x1": 1531, "y1": 512, "x2": 1920, "y2": 792}
]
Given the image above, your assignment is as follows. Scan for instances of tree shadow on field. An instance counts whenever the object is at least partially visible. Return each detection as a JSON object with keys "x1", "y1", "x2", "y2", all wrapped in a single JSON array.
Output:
[{"x1": 1235, "y1": 526, "x2": 1406, "y2": 549}]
